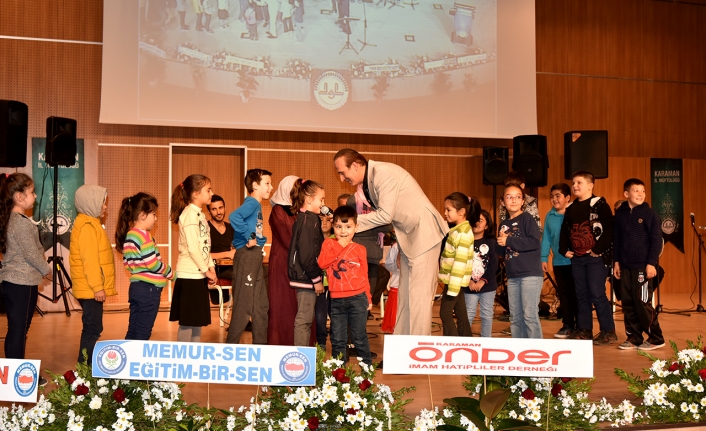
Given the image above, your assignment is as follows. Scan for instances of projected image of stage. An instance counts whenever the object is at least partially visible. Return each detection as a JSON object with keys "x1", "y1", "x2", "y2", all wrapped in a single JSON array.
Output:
[
  {"x1": 102, "y1": 0, "x2": 534, "y2": 138},
  {"x1": 136, "y1": 0, "x2": 497, "y2": 135}
]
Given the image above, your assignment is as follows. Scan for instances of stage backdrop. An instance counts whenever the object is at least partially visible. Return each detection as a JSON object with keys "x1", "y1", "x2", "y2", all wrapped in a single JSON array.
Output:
[
  {"x1": 650, "y1": 158, "x2": 684, "y2": 253},
  {"x1": 100, "y1": 0, "x2": 537, "y2": 138}
]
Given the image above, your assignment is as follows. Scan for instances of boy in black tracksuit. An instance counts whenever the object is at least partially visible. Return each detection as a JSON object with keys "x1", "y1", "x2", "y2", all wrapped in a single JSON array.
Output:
[
  {"x1": 613, "y1": 178, "x2": 665, "y2": 351},
  {"x1": 559, "y1": 171, "x2": 617, "y2": 345}
]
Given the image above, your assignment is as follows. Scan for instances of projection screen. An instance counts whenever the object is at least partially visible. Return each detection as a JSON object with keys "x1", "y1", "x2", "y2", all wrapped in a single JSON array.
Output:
[{"x1": 101, "y1": 0, "x2": 536, "y2": 138}]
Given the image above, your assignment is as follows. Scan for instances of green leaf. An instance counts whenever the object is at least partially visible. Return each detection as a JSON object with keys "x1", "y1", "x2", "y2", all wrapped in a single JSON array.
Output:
[
  {"x1": 480, "y1": 388, "x2": 511, "y2": 419},
  {"x1": 494, "y1": 418, "x2": 542, "y2": 430},
  {"x1": 443, "y1": 397, "x2": 481, "y2": 414},
  {"x1": 478, "y1": 379, "x2": 505, "y2": 401}
]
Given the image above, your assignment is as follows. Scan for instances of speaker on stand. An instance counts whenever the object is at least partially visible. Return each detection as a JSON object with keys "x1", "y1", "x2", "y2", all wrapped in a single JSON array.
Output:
[{"x1": 43, "y1": 116, "x2": 78, "y2": 316}]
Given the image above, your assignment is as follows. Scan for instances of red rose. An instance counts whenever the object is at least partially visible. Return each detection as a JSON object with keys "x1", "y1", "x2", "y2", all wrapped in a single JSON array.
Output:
[
  {"x1": 63, "y1": 370, "x2": 76, "y2": 384},
  {"x1": 346, "y1": 408, "x2": 358, "y2": 415},
  {"x1": 698, "y1": 369, "x2": 706, "y2": 381},
  {"x1": 359, "y1": 379, "x2": 372, "y2": 391},
  {"x1": 521, "y1": 388, "x2": 535, "y2": 400},
  {"x1": 560, "y1": 377, "x2": 572, "y2": 383},
  {"x1": 668, "y1": 362, "x2": 680, "y2": 372},
  {"x1": 551, "y1": 384, "x2": 563, "y2": 397},
  {"x1": 307, "y1": 416, "x2": 319, "y2": 430},
  {"x1": 340, "y1": 376, "x2": 350, "y2": 384},
  {"x1": 332, "y1": 368, "x2": 347, "y2": 382},
  {"x1": 74, "y1": 384, "x2": 89, "y2": 396},
  {"x1": 113, "y1": 387, "x2": 126, "y2": 403}
]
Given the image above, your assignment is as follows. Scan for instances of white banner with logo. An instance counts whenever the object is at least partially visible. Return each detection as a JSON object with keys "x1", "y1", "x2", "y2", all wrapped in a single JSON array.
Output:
[
  {"x1": 91, "y1": 341, "x2": 316, "y2": 386},
  {"x1": 0, "y1": 359, "x2": 42, "y2": 403},
  {"x1": 383, "y1": 335, "x2": 593, "y2": 378}
]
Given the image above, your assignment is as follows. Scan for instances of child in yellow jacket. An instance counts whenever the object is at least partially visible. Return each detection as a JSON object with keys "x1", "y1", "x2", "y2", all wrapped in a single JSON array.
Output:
[{"x1": 70, "y1": 185, "x2": 117, "y2": 364}]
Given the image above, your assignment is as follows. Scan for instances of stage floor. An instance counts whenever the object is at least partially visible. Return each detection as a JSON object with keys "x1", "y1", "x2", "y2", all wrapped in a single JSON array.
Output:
[{"x1": 3, "y1": 293, "x2": 706, "y2": 422}]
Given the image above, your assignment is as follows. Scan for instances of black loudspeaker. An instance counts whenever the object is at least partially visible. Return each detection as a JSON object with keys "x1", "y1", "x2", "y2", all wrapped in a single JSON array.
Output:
[
  {"x1": 483, "y1": 146, "x2": 509, "y2": 185},
  {"x1": 564, "y1": 130, "x2": 608, "y2": 179},
  {"x1": 0, "y1": 100, "x2": 28, "y2": 167},
  {"x1": 46, "y1": 116, "x2": 77, "y2": 167},
  {"x1": 512, "y1": 135, "x2": 548, "y2": 187}
]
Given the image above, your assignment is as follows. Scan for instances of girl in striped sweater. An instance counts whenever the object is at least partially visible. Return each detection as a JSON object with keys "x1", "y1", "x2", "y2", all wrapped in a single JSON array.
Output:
[
  {"x1": 116, "y1": 193, "x2": 174, "y2": 340},
  {"x1": 438, "y1": 192, "x2": 481, "y2": 337}
]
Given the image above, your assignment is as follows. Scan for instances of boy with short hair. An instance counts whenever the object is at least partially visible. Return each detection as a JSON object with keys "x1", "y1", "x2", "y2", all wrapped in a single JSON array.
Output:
[
  {"x1": 227, "y1": 169, "x2": 273, "y2": 345},
  {"x1": 613, "y1": 178, "x2": 665, "y2": 351},
  {"x1": 559, "y1": 171, "x2": 617, "y2": 345},
  {"x1": 541, "y1": 183, "x2": 579, "y2": 339},
  {"x1": 318, "y1": 205, "x2": 373, "y2": 367}
]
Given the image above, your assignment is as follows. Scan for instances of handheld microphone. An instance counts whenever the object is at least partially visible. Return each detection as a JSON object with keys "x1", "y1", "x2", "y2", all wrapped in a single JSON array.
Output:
[
  {"x1": 691, "y1": 213, "x2": 696, "y2": 226},
  {"x1": 250, "y1": 232, "x2": 257, "y2": 240},
  {"x1": 320, "y1": 205, "x2": 332, "y2": 217}
]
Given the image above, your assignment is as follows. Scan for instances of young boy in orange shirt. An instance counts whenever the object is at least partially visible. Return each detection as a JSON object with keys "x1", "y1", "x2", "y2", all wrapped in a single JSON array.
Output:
[{"x1": 318, "y1": 205, "x2": 373, "y2": 367}]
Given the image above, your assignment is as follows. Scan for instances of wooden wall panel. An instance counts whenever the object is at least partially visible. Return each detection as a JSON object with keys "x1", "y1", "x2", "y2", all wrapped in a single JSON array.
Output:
[
  {"x1": 536, "y1": 0, "x2": 706, "y2": 81},
  {"x1": 0, "y1": 1, "x2": 103, "y2": 42},
  {"x1": 537, "y1": 74, "x2": 706, "y2": 157}
]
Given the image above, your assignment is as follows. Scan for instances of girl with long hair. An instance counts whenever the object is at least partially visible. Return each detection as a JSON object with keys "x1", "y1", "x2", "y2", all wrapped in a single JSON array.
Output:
[
  {"x1": 169, "y1": 174, "x2": 216, "y2": 342},
  {"x1": 116, "y1": 192, "x2": 173, "y2": 340},
  {"x1": 0, "y1": 173, "x2": 51, "y2": 360}
]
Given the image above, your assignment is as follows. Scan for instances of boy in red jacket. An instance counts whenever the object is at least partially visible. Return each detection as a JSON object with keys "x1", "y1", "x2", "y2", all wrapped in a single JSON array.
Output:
[{"x1": 318, "y1": 205, "x2": 373, "y2": 367}]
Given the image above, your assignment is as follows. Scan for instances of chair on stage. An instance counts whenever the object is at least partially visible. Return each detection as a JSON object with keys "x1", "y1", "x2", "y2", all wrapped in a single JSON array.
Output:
[{"x1": 210, "y1": 258, "x2": 234, "y2": 327}]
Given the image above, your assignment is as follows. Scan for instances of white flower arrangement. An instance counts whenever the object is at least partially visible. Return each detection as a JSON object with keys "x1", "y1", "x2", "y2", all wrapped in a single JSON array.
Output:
[
  {"x1": 220, "y1": 348, "x2": 414, "y2": 431},
  {"x1": 616, "y1": 338, "x2": 706, "y2": 424}
]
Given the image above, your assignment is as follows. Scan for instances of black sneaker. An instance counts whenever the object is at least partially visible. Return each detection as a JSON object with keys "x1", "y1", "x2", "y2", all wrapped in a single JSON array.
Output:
[
  {"x1": 568, "y1": 329, "x2": 593, "y2": 340},
  {"x1": 554, "y1": 326, "x2": 574, "y2": 339},
  {"x1": 593, "y1": 330, "x2": 618, "y2": 346}
]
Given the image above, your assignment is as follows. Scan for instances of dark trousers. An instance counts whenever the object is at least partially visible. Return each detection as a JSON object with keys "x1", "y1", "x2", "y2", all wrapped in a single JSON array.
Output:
[
  {"x1": 227, "y1": 246, "x2": 269, "y2": 344},
  {"x1": 126, "y1": 281, "x2": 162, "y2": 340},
  {"x1": 572, "y1": 255, "x2": 614, "y2": 332},
  {"x1": 620, "y1": 267, "x2": 664, "y2": 345},
  {"x1": 0, "y1": 281, "x2": 38, "y2": 359},
  {"x1": 315, "y1": 289, "x2": 330, "y2": 346},
  {"x1": 440, "y1": 284, "x2": 472, "y2": 336},
  {"x1": 330, "y1": 292, "x2": 372, "y2": 365},
  {"x1": 371, "y1": 265, "x2": 390, "y2": 306},
  {"x1": 78, "y1": 298, "x2": 104, "y2": 363},
  {"x1": 553, "y1": 264, "x2": 579, "y2": 330}
]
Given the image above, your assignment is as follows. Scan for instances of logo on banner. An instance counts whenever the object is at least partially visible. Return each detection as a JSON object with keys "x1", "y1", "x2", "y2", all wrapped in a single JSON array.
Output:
[
  {"x1": 14, "y1": 363, "x2": 38, "y2": 397},
  {"x1": 314, "y1": 71, "x2": 349, "y2": 111},
  {"x1": 96, "y1": 344, "x2": 127, "y2": 375},
  {"x1": 279, "y1": 352, "x2": 311, "y2": 383}
]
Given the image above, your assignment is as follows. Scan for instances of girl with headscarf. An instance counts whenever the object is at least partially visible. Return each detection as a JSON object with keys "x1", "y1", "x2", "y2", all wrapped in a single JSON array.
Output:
[{"x1": 70, "y1": 185, "x2": 117, "y2": 363}]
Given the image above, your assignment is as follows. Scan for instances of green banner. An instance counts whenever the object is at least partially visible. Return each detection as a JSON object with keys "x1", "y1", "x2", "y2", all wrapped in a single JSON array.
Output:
[
  {"x1": 31, "y1": 138, "x2": 85, "y2": 251},
  {"x1": 650, "y1": 158, "x2": 684, "y2": 253}
]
